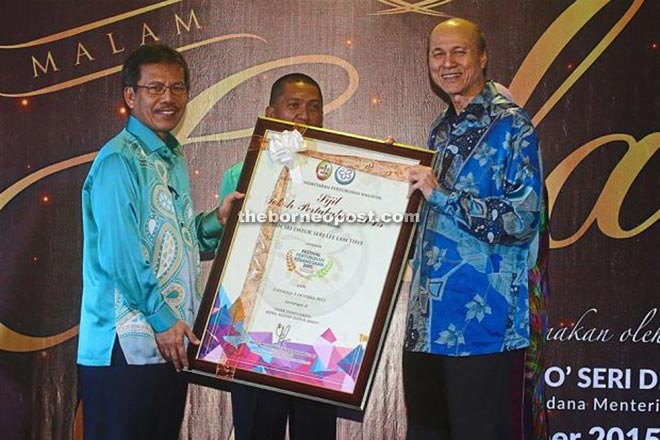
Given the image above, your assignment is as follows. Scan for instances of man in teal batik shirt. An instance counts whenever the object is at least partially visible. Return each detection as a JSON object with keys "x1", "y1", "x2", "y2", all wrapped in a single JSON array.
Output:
[{"x1": 78, "y1": 44, "x2": 240, "y2": 440}]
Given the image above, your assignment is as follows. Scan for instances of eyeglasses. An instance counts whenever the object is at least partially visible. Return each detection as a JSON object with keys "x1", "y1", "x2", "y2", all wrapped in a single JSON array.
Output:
[{"x1": 133, "y1": 83, "x2": 188, "y2": 96}]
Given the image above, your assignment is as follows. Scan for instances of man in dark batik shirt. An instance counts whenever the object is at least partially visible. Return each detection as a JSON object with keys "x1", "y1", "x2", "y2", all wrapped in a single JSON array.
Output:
[{"x1": 404, "y1": 18, "x2": 543, "y2": 440}]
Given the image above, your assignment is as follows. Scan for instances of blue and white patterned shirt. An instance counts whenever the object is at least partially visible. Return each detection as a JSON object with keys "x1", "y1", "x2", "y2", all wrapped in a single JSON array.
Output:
[
  {"x1": 78, "y1": 116, "x2": 222, "y2": 366},
  {"x1": 405, "y1": 82, "x2": 542, "y2": 356}
]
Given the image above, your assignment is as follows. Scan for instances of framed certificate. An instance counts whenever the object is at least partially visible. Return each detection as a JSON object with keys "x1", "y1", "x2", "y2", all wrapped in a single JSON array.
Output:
[{"x1": 188, "y1": 117, "x2": 434, "y2": 409}]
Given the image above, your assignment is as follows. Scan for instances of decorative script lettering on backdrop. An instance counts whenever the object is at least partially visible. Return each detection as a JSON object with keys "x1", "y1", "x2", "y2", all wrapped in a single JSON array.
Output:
[{"x1": 0, "y1": 1, "x2": 656, "y2": 372}]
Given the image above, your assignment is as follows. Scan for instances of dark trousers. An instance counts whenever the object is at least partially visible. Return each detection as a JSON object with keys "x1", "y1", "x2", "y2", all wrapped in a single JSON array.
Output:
[
  {"x1": 79, "y1": 341, "x2": 188, "y2": 440},
  {"x1": 403, "y1": 349, "x2": 525, "y2": 440},
  {"x1": 231, "y1": 383, "x2": 337, "y2": 440}
]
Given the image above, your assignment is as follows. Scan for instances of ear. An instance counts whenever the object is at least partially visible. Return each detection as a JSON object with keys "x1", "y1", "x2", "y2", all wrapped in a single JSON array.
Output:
[
  {"x1": 480, "y1": 50, "x2": 488, "y2": 70},
  {"x1": 123, "y1": 87, "x2": 136, "y2": 110},
  {"x1": 265, "y1": 106, "x2": 274, "y2": 118}
]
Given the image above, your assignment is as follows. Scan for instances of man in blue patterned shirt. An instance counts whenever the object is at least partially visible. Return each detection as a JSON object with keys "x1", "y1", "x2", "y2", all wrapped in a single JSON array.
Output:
[
  {"x1": 78, "y1": 45, "x2": 240, "y2": 439},
  {"x1": 404, "y1": 18, "x2": 542, "y2": 439}
]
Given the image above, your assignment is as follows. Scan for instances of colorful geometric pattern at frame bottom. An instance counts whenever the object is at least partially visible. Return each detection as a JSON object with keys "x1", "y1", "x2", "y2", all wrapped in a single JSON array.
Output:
[{"x1": 199, "y1": 287, "x2": 366, "y2": 393}]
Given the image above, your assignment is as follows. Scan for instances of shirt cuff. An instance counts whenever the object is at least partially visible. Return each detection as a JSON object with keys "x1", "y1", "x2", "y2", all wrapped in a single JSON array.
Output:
[
  {"x1": 146, "y1": 303, "x2": 178, "y2": 333},
  {"x1": 199, "y1": 210, "x2": 223, "y2": 238},
  {"x1": 429, "y1": 187, "x2": 451, "y2": 210}
]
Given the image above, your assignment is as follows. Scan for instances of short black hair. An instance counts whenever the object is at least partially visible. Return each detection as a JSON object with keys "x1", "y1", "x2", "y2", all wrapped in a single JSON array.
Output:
[
  {"x1": 269, "y1": 73, "x2": 322, "y2": 106},
  {"x1": 475, "y1": 28, "x2": 487, "y2": 53},
  {"x1": 120, "y1": 44, "x2": 190, "y2": 90}
]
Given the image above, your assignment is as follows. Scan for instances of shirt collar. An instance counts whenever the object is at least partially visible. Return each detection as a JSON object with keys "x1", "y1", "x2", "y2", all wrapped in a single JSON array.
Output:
[
  {"x1": 126, "y1": 115, "x2": 182, "y2": 159},
  {"x1": 446, "y1": 81, "x2": 495, "y2": 117},
  {"x1": 470, "y1": 80, "x2": 497, "y2": 108},
  {"x1": 430, "y1": 81, "x2": 494, "y2": 134}
]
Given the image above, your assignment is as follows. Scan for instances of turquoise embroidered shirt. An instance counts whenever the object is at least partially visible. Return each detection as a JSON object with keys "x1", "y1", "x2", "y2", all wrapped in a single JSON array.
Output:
[
  {"x1": 78, "y1": 116, "x2": 222, "y2": 366},
  {"x1": 405, "y1": 82, "x2": 542, "y2": 356},
  {"x1": 218, "y1": 161, "x2": 243, "y2": 203}
]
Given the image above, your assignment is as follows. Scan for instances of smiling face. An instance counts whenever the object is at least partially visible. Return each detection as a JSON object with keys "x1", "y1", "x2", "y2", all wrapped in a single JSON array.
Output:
[
  {"x1": 266, "y1": 81, "x2": 323, "y2": 127},
  {"x1": 123, "y1": 62, "x2": 188, "y2": 139},
  {"x1": 428, "y1": 19, "x2": 487, "y2": 113}
]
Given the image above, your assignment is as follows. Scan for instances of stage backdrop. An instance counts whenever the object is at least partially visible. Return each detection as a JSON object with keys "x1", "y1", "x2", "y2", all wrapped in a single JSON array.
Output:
[{"x1": 1, "y1": 1, "x2": 657, "y2": 439}]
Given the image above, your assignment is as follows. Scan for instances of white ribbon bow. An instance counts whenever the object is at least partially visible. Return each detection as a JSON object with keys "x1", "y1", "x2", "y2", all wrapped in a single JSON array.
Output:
[{"x1": 267, "y1": 129, "x2": 306, "y2": 183}]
